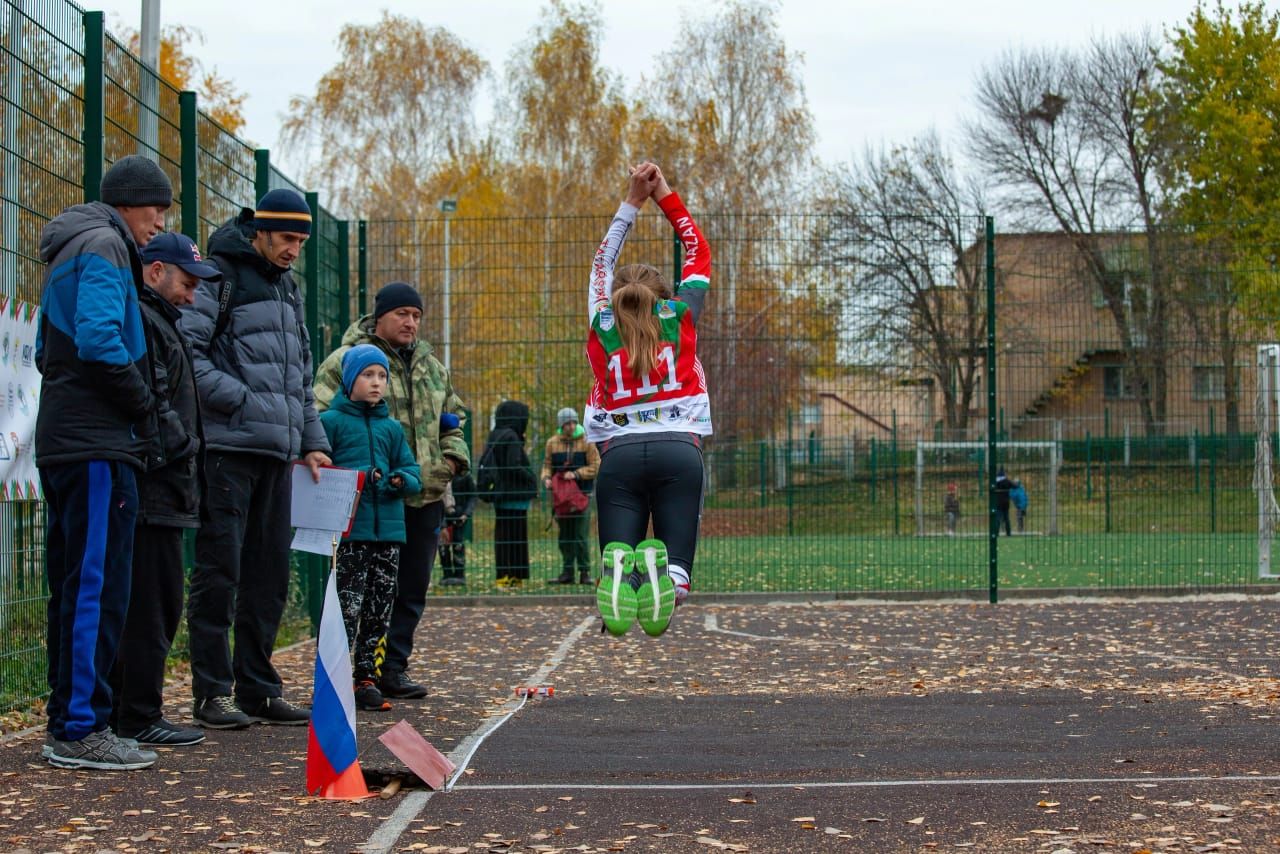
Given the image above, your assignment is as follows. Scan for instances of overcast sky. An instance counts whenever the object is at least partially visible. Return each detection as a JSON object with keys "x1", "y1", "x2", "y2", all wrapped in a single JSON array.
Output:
[{"x1": 87, "y1": 0, "x2": 1210, "y2": 177}]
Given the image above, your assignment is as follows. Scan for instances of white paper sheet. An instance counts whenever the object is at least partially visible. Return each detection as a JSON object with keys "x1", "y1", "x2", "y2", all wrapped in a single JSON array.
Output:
[
  {"x1": 291, "y1": 527, "x2": 343, "y2": 556},
  {"x1": 290, "y1": 464, "x2": 361, "y2": 531}
]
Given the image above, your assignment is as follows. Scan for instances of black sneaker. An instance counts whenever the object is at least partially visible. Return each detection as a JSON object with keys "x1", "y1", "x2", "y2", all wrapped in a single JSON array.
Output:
[
  {"x1": 578, "y1": 571, "x2": 592, "y2": 585},
  {"x1": 193, "y1": 696, "x2": 251, "y2": 730},
  {"x1": 354, "y1": 681, "x2": 392, "y2": 711},
  {"x1": 121, "y1": 719, "x2": 206, "y2": 746},
  {"x1": 378, "y1": 671, "x2": 428, "y2": 699},
  {"x1": 439, "y1": 576, "x2": 466, "y2": 587},
  {"x1": 549, "y1": 570, "x2": 575, "y2": 584},
  {"x1": 242, "y1": 697, "x2": 310, "y2": 726}
]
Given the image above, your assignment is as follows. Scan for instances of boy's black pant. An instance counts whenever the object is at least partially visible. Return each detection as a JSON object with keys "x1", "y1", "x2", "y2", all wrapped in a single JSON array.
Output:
[
  {"x1": 556, "y1": 511, "x2": 591, "y2": 575},
  {"x1": 335, "y1": 541, "x2": 400, "y2": 682},
  {"x1": 381, "y1": 501, "x2": 443, "y2": 680},
  {"x1": 187, "y1": 451, "x2": 291, "y2": 704},
  {"x1": 111, "y1": 523, "x2": 185, "y2": 734},
  {"x1": 595, "y1": 438, "x2": 704, "y2": 574},
  {"x1": 41, "y1": 460, "x2": 138, "y2": 741}
]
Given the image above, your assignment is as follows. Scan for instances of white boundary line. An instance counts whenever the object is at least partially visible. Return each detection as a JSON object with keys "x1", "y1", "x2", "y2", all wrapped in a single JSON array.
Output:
[
  {"x1": 359, "y1": 614, "x2": 596, "y2": 854},
  {"x1": 451, "y1": 774, "x2": 1280, "y2": 792}
]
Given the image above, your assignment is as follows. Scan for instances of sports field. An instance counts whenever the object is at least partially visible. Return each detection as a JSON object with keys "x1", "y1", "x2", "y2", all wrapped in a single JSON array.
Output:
[{"x1": 438, "y1": 532, "x2": 1276, "y2": 596}]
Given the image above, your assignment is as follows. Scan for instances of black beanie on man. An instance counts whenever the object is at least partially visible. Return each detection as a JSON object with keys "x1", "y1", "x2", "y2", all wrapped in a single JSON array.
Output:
[
  {"x1": 100, "y1": 154, "x2": 173, "y2": 208},
  {"x1": 374, "y1": 281, "x2": 424, "y2": 319},
  {"x1": 253, "y1": 188, "x2": 313, "y2": 235}
]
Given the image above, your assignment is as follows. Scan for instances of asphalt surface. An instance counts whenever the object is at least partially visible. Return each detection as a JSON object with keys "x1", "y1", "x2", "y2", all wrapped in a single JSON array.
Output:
[{"x1": 1, "y1": 597, "x2": 1277, "y2": 853}]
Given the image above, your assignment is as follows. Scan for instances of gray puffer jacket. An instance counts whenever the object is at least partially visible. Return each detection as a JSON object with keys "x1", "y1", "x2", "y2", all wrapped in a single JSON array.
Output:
[{"x1": 179, "y1": 208, "x2": 330, "y2": 460}]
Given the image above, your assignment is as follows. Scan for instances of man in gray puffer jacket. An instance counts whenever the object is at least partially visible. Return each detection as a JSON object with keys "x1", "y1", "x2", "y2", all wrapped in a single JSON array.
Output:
[{"x1": 180, "y1": 189, "x2": 331, "y2": 730}]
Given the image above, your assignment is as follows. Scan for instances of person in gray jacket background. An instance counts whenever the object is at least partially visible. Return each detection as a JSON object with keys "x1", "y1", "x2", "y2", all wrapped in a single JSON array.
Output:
[{"x1": 180, "y1": 188, "x2": 331, "y2": 729}]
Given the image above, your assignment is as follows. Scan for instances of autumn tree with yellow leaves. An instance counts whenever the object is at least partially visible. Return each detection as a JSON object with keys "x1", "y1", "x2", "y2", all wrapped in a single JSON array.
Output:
[{"x1": 278, "y1": 0, "x2": 819, "y2": 443}]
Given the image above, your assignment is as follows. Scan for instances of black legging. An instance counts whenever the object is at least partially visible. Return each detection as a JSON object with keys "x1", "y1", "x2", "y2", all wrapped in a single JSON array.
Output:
[{"x1": 594, "y1": 438, "x2": 705, "y2": 575}]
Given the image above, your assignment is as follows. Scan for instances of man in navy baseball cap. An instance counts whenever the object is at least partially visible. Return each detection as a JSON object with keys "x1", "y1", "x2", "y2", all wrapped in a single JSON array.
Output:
[
  {"x1": 108, "y1": 230, "x2": 222, "y2": 750},
  {"x1": 140, "y1": 232, "x2": 221, "y2": 306}
]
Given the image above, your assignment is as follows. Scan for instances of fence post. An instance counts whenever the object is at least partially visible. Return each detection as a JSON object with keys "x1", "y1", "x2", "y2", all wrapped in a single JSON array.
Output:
[
  {"x1": 1085, "y1": 429, "x2": 1093, "y2": 500},
  {"x1": 1209, "y1": 406, "x2": 1217, "y2": 533},
  {"x1": 337, "y1": 219, "x2": 350, "y2": 345},
  {"x1": 304, "y1": 192, "x2": 321, "y2": 365},
  {"x1": 82, "y1": 11, "x2": 105, "y2": 202},
  {"x1": 1104, "y1": 407, "x2": 1112, "y2": 533},
  {"x1": 869, "y1": 438, "x2": 877, "y2": 505},
  {"x1": 984, "y1": 216, "x2": 998, "y2": 603},
  {"x1": 758, "y1": 440, "x2": 767, "y2": 509},
  {"x1": 303, "y1": 190, "x2": 324, "y2": 633},
  {"x1": 786, "y1": 409, "x2": 794, "y2": 537},
  {"x1": 891, "y1": 410, "x2": 900, "y2": 536},
  {"x1": 179, "y1": 91, "x2": 199, "y2": 241},
  {"x1": 254, "y1": 149, "x2": 270, "y2": 204},
  {"x1": 357, "y1": 220, "x2": 368, "y2": 315},
  {"x1": 1194, "y1": 429, "x2": 1201, "y2": 493}
]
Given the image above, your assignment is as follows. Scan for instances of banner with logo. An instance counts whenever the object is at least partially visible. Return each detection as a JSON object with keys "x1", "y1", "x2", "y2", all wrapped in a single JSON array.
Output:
[{"x1": 0, "y1": 297, "x2": 41, "y2": 500}]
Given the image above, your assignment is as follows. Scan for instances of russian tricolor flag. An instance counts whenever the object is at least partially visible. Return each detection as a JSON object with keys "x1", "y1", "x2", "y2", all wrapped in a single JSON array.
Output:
[{"x1": 306, "y1": 570, "x2": 367, "y2": 797}]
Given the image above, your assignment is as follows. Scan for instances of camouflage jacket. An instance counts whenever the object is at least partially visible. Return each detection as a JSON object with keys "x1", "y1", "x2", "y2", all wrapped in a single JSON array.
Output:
[{"x1": 314, "y1": 316, "x2": 469, "y2": 506}]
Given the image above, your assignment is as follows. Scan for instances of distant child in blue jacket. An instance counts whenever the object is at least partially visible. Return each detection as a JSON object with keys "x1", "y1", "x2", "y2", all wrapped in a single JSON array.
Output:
[
  {"x1": 319, "y1": 345, "x2": 421, "y2": 711},
  {"x1": 1010, "y1": 480, "x2": 1029, "y2": 533}
]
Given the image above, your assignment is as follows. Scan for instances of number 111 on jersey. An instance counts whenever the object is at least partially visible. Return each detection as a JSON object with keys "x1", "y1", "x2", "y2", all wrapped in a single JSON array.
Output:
[{"x1": 608, "y1": 345, "x2": 683, "y2": 401}]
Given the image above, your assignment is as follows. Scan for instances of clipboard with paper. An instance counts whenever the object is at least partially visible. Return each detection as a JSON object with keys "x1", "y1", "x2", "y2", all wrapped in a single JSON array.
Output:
[{"x1": 290, "y1": 463, "x2": 366, "y2": 555}]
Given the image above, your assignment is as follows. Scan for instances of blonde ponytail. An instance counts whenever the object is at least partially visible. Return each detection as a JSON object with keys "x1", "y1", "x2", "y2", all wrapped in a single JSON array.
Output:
[{"x1": 612, "y1": 264, "x2": 672, "y2": 382}]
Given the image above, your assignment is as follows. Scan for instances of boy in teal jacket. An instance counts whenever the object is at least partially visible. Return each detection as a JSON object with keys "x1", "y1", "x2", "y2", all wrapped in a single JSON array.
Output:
[{"x1": 320, "y1": 345, "x2": 421, "y2": 711}]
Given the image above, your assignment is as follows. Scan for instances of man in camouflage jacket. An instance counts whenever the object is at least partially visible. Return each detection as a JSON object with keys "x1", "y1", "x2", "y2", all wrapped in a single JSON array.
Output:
[{"x1": 314, "y1": 282, "x2": 469, "y2": 699}]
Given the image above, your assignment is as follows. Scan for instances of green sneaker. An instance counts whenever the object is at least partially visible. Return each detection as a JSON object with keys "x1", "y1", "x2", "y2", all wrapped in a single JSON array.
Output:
[
  {"x1": 597, "y1": 542, "x2": 637, "y2": 636},
  {"x1": 634, "y1": 539, "x2": 675, "y2": 637}
]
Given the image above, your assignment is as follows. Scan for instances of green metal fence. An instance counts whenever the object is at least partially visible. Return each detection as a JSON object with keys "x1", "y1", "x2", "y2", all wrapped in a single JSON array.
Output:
[
  {"x1": 0, "y1": 0, "x2": 347, "y2": 714},
  {"x1": 4, "y1": 0, "x2": 1280, "y2": 717},
  {"x1": 361, "y1": 214, "x2": 1280, "y2": 603}
]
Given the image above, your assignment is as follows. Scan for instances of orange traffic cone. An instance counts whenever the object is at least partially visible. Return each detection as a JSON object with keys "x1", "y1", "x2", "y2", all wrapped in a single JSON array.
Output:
[{"x1": 318, "y1": 760, "x2": 373, "y2": 800}]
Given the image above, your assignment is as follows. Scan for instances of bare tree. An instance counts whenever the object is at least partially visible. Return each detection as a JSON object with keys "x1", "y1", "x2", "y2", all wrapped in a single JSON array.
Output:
[
  {"x1": 966, "y1": 36, "x2": 1173, "y2": 435},
  {"x1": 823, "y1": 132, "x2": 988, "y2": 439}
]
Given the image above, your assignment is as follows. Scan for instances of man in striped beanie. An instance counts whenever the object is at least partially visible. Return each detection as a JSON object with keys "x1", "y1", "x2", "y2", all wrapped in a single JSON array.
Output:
[{"x1": 180, "y1": 187, "x2": 331, "y2": 730}]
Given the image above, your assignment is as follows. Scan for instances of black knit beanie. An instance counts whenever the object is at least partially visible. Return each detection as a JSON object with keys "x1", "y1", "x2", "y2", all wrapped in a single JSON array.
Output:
[
  {"x1": 374, "y1": 281, "x2": 424, "y2": 319},
  {"x1": 100, "y1": 155, "x2": 173, "y2": 208}
]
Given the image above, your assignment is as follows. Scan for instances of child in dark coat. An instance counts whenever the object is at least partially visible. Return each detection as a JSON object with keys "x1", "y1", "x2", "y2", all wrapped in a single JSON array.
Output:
[
  {"x1": 438, "y1": 470, "x2": 477, "y2": 586},
  {"x1": 319, "y1": 345, "x2": 421, "y2": 711}
]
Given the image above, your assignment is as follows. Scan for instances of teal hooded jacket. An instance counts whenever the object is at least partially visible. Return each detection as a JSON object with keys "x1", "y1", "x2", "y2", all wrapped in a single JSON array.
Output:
[{"x1": 320, "y1": 389, "x2": 422, "y2": 543}]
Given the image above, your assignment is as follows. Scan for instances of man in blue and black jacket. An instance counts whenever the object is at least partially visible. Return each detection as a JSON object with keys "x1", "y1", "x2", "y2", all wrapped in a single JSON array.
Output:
[{"x1": 35, "y1": 154, "x2": 176, "y2": 771}]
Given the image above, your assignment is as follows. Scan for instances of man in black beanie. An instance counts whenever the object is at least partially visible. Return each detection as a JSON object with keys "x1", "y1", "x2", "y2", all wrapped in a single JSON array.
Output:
[
  {"x1": 180, "y1": 188, "x2": 331, "y2": 729},
  {"x1": 35, "y1": 154, "x2": 176, "y2": 770},
  {"x1": 314, "y1": 281, "x2": 469, "y2": 700}
]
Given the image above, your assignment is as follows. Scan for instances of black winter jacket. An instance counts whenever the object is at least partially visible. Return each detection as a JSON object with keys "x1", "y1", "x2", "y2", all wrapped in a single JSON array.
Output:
[
  {"x1": 484, "y1": 400, "x2": 536, "y2": 503},
  {"x1": 137, "y1": 287, "x2": 202, "y2": 527},
  {"x1": 179, "y1": 208, "x2": 329, "y2": 460}
]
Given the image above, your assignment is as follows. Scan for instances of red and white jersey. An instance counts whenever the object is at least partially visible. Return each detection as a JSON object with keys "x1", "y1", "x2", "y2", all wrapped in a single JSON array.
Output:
[{"x1": 585, "y1": 192, "x2": 712, "y2": 442}]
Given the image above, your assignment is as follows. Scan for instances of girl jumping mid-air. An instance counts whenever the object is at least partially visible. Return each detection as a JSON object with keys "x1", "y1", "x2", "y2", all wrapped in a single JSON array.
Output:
[{"x1": 585, "y1": 162, "x2": 711, "y2": 637}]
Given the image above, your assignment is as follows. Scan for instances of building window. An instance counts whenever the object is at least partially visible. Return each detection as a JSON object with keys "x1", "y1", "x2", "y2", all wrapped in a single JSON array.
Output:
[
  {"x1": 801, "y1": 403, "x2": 822, "y2": 425},
  {"x1": 1192, "y1": 365, "x2": 1226, "y2": 401},
  {"x1": 1103, "y1": 366, "x2": 1137, "y2": 400}
]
